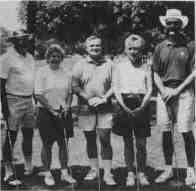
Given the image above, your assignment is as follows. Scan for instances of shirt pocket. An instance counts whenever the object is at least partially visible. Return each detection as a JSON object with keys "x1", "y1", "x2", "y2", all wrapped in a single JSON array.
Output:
[{"x1": 10, "y1": 63, "x2": 24, "y2": 75}]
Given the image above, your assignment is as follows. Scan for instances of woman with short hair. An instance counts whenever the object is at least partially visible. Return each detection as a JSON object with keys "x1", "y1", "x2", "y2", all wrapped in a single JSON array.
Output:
[
  {"x1": 113, "y1": 34, "x2": 152, "y2": 186},
  {"x1": 35, "y1": 44, "x2": 76, "y2": 186}
]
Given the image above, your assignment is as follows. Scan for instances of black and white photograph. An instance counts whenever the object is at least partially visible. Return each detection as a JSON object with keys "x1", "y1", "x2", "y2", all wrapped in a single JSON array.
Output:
[{"x1": 0, "y1": 1, "x2": 195, "y2": 191}]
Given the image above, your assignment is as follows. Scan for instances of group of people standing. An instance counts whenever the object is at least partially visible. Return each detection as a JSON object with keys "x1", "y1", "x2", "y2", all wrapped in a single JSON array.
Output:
[{"x1": 0, "y1": 8, "x2": 195, "y2": 188}]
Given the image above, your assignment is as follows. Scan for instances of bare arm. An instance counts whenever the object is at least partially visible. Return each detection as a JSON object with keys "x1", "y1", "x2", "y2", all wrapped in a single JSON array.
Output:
[
  {"x1": 0, "y1": 78, "x2": 9, "y2": 119},
  {"x1": 153, "y1": 72, "x2": 165, "y2": 95},
  {"x1": 66, "y1": 92, "x2": 73, "y2": 109},
  {"x1": 35, "y1": 94, "x2": 58, "y2": 115},
  {"x1": 102, "y1": 88, "x2": 113, "y2": 102},
  {"x1": 176, "y1": 71, "x2": 195, "y2": 93},
  {"x1": 72, "y1": 63, "x2": 89, "y2": 102},
  {"x1": 152, "y1": 44, "x2": 167, "y2": 96},
  {"x1": 72, "y1": 83, "x2": 89, "y2": 102},
  {"x1": 140, "y1": 68, "x2": 153, "y2": 108},
  {"x1": 114, "y1": 90, "x2": 131, "y2": 113},
  {"x1": 112, "y1": 64, "x2": 133, "y2": 113},
  {"x1": 66, "y1": 78, "x2": 73, "y2": 109},
  {"x1": 94, "y1": 62, "x2": 115, "y2": 105}
]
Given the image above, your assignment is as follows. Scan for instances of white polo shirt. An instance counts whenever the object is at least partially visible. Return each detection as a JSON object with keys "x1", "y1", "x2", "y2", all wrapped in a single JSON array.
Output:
[
  {"x1": 0, "y1": 47, "x2": 35, "y2": 96},
  {"x1": 35, "y1": 64, "x2": 72, "y2": 110}
]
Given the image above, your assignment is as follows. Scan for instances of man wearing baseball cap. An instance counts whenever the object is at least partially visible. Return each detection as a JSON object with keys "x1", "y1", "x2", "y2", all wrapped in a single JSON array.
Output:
[
  {"x1": 0, "y1": 30, "x2": 35, "y2": 185},
  {"x1": 153, "y1": 9, "x2": 195, "y2": 185}
]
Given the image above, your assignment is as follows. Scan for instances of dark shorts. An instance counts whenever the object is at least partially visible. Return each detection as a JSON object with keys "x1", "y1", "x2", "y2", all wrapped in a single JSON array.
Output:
[
  {"x1": 36, "y1": 108, "x2": 74, "y2": 144},
  {"x1": 112, "y1": 95, "x2": 151, "y2": 138}
]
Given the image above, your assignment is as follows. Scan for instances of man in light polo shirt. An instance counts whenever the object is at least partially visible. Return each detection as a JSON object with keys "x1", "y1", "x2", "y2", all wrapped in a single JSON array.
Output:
[
  {"x1": 72, "y1": 35, "x2": 116, "y2": 185},
  {"x1": 0, "y1": 31, "x2": 35, "y2": 185},
  {"x1": 153, "y1": 9, "x2": 195, "y2": 185}
]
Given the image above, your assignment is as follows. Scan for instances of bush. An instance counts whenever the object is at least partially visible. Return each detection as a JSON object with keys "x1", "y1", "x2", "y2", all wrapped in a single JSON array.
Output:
[{"x1": 19, "y1": 1, "x2": 194, "y2": 55}]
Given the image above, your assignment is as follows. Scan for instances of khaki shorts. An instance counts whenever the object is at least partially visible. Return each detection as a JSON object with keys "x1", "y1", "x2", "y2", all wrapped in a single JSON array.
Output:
[
  {"x1": 78, "y1": 113, "x2": 113, "y2": 131},
  {"x1": 156, "y1": 89, "x2": 195, "y2": 133},
  {"x1": 7, "y1": 94, "x2": 35, "y2": 131}
]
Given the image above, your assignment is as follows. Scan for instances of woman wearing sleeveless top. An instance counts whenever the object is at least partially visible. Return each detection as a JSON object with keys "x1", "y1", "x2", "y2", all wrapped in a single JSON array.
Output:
[{"x1": 112, "y1": 34, "x2": 152, "y2": 187}]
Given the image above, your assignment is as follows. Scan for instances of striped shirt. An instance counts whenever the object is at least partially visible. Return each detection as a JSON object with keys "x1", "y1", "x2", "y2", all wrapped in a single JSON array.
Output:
[
  {"x1": 72, "y1": 55, "x2": 113, "y2": 99},
  {"x1": 72, "y1": 55, "x2": 113, "y2": 113}
]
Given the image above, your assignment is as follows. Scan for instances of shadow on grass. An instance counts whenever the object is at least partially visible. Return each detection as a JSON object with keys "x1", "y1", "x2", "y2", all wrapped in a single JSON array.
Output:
[{"x1": 1, "y1": 164, "x2": 194, "y2": 191}]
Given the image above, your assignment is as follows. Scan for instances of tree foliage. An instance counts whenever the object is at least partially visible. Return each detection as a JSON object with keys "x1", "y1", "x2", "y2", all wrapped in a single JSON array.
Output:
[
  {"x1": 19, "y1": 1, "x2": 194, "y2": 54},
  {"x1": 0, "y1": 27, "x2": 11, "y2": 55}
]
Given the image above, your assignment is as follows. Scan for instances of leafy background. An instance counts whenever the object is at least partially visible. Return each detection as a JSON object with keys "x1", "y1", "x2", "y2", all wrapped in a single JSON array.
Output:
[
  {"x1": 18, "y1": 1, "x2": 194, "y2": 56},
  {"x1": 0, "y1": 1, "x2": 194, "y2": 56}
]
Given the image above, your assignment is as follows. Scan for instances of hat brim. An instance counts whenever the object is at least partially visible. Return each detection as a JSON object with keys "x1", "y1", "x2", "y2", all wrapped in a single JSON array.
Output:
[
  {"x1": 8, "y1": 34, "x2": 32, "y2": 41},
  {"x1": 159, "y1": 15, "x2": 188, "y2": 29}
]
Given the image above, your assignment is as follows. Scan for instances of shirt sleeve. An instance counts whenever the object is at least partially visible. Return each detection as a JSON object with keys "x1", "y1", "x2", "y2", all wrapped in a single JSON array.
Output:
[
  {"x1": 152, "y1": 44, "x2": 161, "y2": 74},
  {"x1": 34, "y1": 67, "x2": 45, "y2": 95},
  {"x1": 0, "y1": 54, "x2": 10, "y2": 79}
]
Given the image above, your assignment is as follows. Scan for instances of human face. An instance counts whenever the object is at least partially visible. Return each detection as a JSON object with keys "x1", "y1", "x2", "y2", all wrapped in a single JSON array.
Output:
[
  {"x1": 14, "y1": 39, "x2": 27, "y2": 56},
  {"x1": 125, "y1": 41, "x2": 142, "y2": 62},
  {"x1": 166, "y1": 18, "x2": 182, "y2": 35},
  {"x1": 48, "y1": 51, "x2": 62, "y2": 70},
  {"x1": 86, "y1": 38, "x2": 102, "y2": 58}
]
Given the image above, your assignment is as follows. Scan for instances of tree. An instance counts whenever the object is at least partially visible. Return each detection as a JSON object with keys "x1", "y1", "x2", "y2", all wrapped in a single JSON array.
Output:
[
  {"x1": 18, "y1": 1, "x2": 194, "y2": 55},
  {"x1": 0, "y1": 27, "x2": 11, "y2": 55}
]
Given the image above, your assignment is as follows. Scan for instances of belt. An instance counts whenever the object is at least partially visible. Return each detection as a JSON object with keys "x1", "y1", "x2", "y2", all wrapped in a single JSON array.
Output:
[
  {"x1": 6, "y1": 93, "x2": 32, "y2": 98},
  {"x1": 121, "y1": 93, "x2": 144, "y2": 99},
  {"x1": 163, "y1": 80, "x2": 182, "y2": 88}
]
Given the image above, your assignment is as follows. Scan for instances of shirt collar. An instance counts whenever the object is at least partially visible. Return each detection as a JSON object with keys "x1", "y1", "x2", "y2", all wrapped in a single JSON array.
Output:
[
  {"x1": 9, "y1": 46, "x2": 29, "y2": 58},
  {"x1": 85, "y1": 55, "x2": 106, "y2": 65},
  {"x1": 166, "y1": 35, "x2": 187, "y2": 47},
  {"x1": 123, "y1": 54, "x2": 141, "y2": 66}
]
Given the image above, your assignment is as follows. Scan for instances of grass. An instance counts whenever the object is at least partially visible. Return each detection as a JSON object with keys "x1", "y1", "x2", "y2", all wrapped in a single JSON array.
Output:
[{"x1": 1, "y1": 123, "x2": 194, "y2": 191}]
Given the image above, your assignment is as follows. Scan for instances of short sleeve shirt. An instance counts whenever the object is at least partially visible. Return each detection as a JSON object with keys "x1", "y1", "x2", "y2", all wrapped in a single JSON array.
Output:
[
  {"x1": 0, "y1": 47, "x2": 35, "y2": 95},
  {"x1": 153, "y1": 39, "x2": 194, "y2": 88},
  {"x1": 35, "y1": 64, "x2": 72, "y2": 110},
  {"x1": 72, "y1": 55, "x2": 113, "y2": 100}
]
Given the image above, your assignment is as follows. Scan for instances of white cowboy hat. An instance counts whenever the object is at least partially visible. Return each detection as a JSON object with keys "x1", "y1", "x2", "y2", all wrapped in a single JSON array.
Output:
[{"x1": 159, "y1": 9, "x2": 188, "y2": 29}]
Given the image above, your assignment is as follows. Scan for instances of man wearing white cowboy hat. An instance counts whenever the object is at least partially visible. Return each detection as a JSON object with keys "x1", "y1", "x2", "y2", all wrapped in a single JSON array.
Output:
[
  {"x1": 0, "y1": 29, "x2": 35, "y2": 186},
  {"x1": 153, "y1": 9, "x2": 195, "y2": 186},
  {"x1": 159, "y1": 9, "x2": 189, "y2": 29}
]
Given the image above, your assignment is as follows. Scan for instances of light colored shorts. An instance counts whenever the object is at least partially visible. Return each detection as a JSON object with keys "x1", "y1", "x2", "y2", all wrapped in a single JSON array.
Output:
[
  {"x1": 78, "y1": 113, "x2": 113, "y2": 131},
  {"x1": 7, "y1": 94, "x2": 35, "y2": 131},
  {"x1": 156, "y1": 88, "x2": 195, "y2": 133}
]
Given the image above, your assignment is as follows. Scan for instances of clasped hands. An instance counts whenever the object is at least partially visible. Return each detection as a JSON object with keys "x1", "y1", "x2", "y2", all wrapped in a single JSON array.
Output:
[
  {"x1": 88, "y1": 96, "x2": 107, "y2": 107},
  {"x1": 161, "y1": 88, "x2": 180, "y2": 103},
  {"x1": 123, "y1": 106, "x2": 144, "y2": 117},
  {"x1": 50, "y1": 108, "x2": 68, "y2": 118}
]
